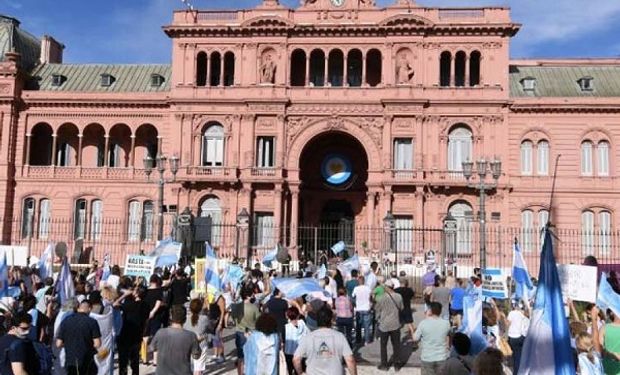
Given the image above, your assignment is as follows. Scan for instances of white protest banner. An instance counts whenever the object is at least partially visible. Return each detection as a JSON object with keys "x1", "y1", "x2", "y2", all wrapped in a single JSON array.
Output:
[
  {"x1": 557, "y1": 264, "x2": 598, "y2": 303},
  {"x1": 482, "y1": 268, "x2": 509, "y2": 299},
  {"x1": 0, "y1": 245, "x2": 28, "y2": 266},
  {"x1": 124, "y1": 255, "x2": 156, "y2": 279}
]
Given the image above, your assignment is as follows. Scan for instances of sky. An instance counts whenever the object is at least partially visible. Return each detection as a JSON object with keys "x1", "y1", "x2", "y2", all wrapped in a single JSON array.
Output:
[{"x1": 2, "y1": 0, "x2": 620, "y2": 64}]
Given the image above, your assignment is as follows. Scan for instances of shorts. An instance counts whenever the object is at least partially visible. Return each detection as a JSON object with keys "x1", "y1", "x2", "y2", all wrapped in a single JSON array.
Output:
[
  {"x1": 235, "y1": 331, "x2": 247, "y2": 360},
  {"x1": 212, "y1": 331, "x2": 223, "y2": 348}
]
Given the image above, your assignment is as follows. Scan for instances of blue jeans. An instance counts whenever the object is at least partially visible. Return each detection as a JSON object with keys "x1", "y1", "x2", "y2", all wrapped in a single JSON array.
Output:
[
  {"x1": 235, "y1": 331, "x2": 247, "y2": 360},
  {"x1": 336, "y1": 317, "x2": 354, "y2": 345},
  {"x1": 355, "y1": 311, "x2": 372, "y2": 344}
]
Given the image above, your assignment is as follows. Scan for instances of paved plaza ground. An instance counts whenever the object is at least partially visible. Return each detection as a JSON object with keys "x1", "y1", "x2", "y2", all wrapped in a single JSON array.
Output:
[{"x1": 116, "y1": 305, "x2": 428, "y2": 375}]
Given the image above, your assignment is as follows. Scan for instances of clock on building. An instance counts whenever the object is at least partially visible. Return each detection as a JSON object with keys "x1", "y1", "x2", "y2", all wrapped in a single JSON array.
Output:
[{"x1": 331, "y1": 0, "x2": 344, "y2": 7}]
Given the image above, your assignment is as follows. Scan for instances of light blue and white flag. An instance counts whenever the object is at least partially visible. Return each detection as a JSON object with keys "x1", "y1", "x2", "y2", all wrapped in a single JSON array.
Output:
[
  {"x1": 316, "y1": 264, "x2": 327, "y2": 279},
  {"x1": 205, "y1": 243, "x2": 221, "y2": 293},
  {"x1": 38, "y1": 243, "x2": 54, "y2": 281},
  {"x1": 206, "y1": 241, "x2": 216, "y2": 258},
  {"x1": 331, "y1": 241, "x2": 346, "y2": 255},
  {"x1": 150, "y1": 237, "x2": 182, "y2": 268},
  {"x1": 597, "y1": 273, "x2": 620, "y2": 318},
  {"x1": 222, "y1": 264, "x2": 244, "y2": 291},
  {"x1": 459, "y1": 290, "x2": 486, "y2": 355},
  {"x1": 272, "y1": 278, "x2": 327, "y2": 299},
  {"x1": 101, "y1": 253, "x2": 111, "y2": 282},
  {"x1": 337, "y1": 255, "x2": 360, "y2": 278},
  {"x1": 0, "y1": 251, "x2": 8, "y2": 298},
  {"x1": 262, "y1": 245, "x2": 278, "y2": 268},
  {"x1": 519, "y1": 229, "x2": 575, "y2": 375},
  {"x1": 56, "y1": 257, "x2": 75, "y2": 305},
  {"x1": 512, "y1": 241, "x2": 533, "y2": 302}
]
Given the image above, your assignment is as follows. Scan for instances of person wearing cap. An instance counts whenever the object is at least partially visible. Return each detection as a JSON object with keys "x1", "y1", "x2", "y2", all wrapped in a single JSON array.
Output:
[
  {"x1": 56, "y1": 299, "x2": 102, "y2": 375},
  {"x1": 374, "y1": 279, "x2": 405, "y2": 371}
]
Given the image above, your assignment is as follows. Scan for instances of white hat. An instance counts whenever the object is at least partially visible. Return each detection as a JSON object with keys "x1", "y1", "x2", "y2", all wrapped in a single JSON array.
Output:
[{"x1": 384, "y1": 280, "x2": 395, "y2": 289}]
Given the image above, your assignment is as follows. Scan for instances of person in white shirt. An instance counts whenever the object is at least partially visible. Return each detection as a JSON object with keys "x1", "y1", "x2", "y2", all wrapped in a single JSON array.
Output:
[
  {"x1": 365, "y1": 262, "x2": 379, "y2": 291},
  {"x1": 389, "y1": 271, "x2": 400, "y2": 290},
  {"x1": 352, "y1": 275, "x2": 372, "y2": 345},
  {"x1": 506, "y1": 300, "x2": 530, "y2": 374}
]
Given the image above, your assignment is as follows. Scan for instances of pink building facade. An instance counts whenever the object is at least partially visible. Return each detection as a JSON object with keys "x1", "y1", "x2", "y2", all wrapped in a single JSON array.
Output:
[{"x1": 1, "y1": 0, "x2": 619, "y2": 265}]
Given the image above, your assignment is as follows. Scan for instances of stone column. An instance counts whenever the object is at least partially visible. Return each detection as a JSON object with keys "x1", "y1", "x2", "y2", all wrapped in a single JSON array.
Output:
[
  {"x1": 103, "y1": 135, "x2": 110, "y2": 167},
  {"x1": 274, "y1": 184, "x2": 283, "y2": 243},
  {"x1": 465, "y1": 56, "x2": 470, "y2": 87},
  {"x1": 51, "y1": 134, "x2": 58, "y2": 166},
  {"x1": 366, "y1": 190, "x2": 376, "y2": 251},
  {"x1": 206, "y1": 55, "x2": 211, "y2": 86},
  {"x1": 362, "y1": 52, "x2": 367, "y2": 86},
  {"x1": 77, "y1": 134, "x2": 83, "y2": 166},
  {"x1": 305, "y1": 53, "x2": 310, "y2": 86},
  {"x1": 415, "y1": 186, "x2": 424, "y2": 227},
  {"x1": 24, "y1": 134, "x2": 31, "y2": 166},
  {"x1": 343, "y1": 53, "x2": 348, "y2": 86},
  {"x1": 220, "y1": 55, "x2": 225, "y2": 86},
  {"x1": 130, "y1": 135, "x2": 136, "y2": 167},
  {"x1": 289, "y1": 185, "x2": 299, "y2": 249},
  {"x1": 324, "y1": 55, "x2": 329, "y2": 86}
]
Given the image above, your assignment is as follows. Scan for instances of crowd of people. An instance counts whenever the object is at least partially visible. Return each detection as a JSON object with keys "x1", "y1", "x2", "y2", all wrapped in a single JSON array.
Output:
[{"x1": 0, "y1": 252, "x2": 619, "y2": 375}]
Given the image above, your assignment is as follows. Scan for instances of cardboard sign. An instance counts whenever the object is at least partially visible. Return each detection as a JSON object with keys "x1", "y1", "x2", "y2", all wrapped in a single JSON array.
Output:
[
  {"x1": 482, "y1": 268, "x2": 509, "y2": 299},
  {"x1": 558, "y1": 264, "x2": 598, "y2": 303},
  {"x1": 0, "y1": 246, "x2": 28, "y2": 266},
  {"x1": 194, "y1": 259, "x2": 206, "y2": 293},
  {"x1": 124, "y1": 255, "x2": 156, "y2": 279}
]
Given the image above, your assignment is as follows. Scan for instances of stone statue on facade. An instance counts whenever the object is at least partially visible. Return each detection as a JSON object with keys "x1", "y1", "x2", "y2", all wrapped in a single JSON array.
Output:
[
  {"x1": 175, "y1": 207, "x2": 195, "y2": 258},
  {"x1": 396, "y1": 55, "x2": 415, "y2": 84},
  {"x1": 301, "y1": 0, "x2": 318, "y2": 5},
  {"x1": 260, "y1": 54, "x2": 277, "y2": 84}
]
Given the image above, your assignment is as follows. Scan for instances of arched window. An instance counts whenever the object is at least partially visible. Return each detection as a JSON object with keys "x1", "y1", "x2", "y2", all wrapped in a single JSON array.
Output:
[
  {"x1": 91, "y1": 199, "x2": 103, "y2": 241},
  {"x1": 21, "y1": 198, "x2": 35, "y2": 239},
  {"x1": 142, "y1": 201, "x2": 154, "y2": 241},
  {"x1": 537, "y1": 140, "x2": 549, "y2": 175},
  {"x1": 440, "y1": 51, "x2": 451, "y2": 87},
  {"x1": 454, "y1": 51, "x2": 466, "y2": 87},
  {"x1": 520, "y1": 140, "x2": 533, "y2": 175},
  {"x1": 366, "y1": 49, "x2": 382, "y2": 87},
  {"x1": 598, "y1": 141, "x2": 609, "y2": 176},
  {"x1": 581, "y1": 210, "x2": 594, "y2": 254},
  {"x1": 538, "y1": 209, "x2": 549, "y2": 248},
  {"x1": 521, "y1": 209, "x2": 534, "y2": 252},
  {"x1": 581, "y1": 141, "x2": 593, "y2": 176},
  {"x1": 347, "y1": 49, "x2": 363, "y2": 87},
  {"x1": 290, "y1": 49, "x2": 306, "y2": 86},
  {"x1": 39, "y1": 198, "x2": 51, "y2": 239},
  {"x1": 127, "y1": 200, "x2": 141, "y2": 242},
  {"x1": 223, "y1": 52, "x2": 235, "y2": 86},
  {"x1": 470, "y1": 51, "x2": 481, "y2": 86},
  {"x1": 328, "y1": 50, "x2": 344, "y2": 87},
  {"x1": 449, "y1": 201, "x2": 473, "y2": 254},
  {"x1": 74, "y1": 199, "x2": 87, "y2": 240},
  {"x1": 447, "y1": 126, "x2": 472, "y2": 172},
  {"x1": 209, "y1": 52, "x2": 221, "y2": 87},
  {"x1": 309, "y1": 50, "x2": 325, "y2": 87},
  {"x1": 202, "y1": 123, "x2": 224, "y2": 167},
  {"x1": 599, "y1": 210, "x2": 611, "y2": 253},
  {"x1": 200, "y1": 196, "x2": 222, "y2": 246},
  {"x1": 29, "y1": 123, "x2": 53, "y2": 166},
  {"x1": 196, "y1": 52, "x2": 207, "y2": 86}
]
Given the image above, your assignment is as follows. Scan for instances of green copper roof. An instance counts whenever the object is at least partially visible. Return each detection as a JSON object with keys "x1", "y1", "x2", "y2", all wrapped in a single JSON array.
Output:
[
  {"x1": 0, "y1": 15, "x2": 41, "y2": 72},
  {"x1": 29, "y1": 63, "x2": 171, "y2": 92},
  {"x1": 510, "y1": 65, "x2": 620, "y2": 98}
]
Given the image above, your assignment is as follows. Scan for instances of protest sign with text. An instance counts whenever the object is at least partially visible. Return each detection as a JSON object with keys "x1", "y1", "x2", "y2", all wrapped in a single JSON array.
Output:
[
  {"x1": 124, "y1": 255, "x2": 156, "y2": 279},
  {"x1": 557, "y1": 264, "x2": 597, "y2": 303},
  {"x1": 482, "y1": 268, "x2": 509, "y2": 299}
]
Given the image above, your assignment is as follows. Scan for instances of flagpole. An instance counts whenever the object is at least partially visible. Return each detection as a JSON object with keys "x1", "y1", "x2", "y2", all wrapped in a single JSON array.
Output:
[{"x1": 546, "y1": 154, "x2": 561, "y2": 228}]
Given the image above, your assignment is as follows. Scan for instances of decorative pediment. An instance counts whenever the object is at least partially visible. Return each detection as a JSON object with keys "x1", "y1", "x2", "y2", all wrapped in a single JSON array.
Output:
[
  {"x1": 379, "y1": 14, "x2": 433, "y2": 28},
  {"x1": 240, "y1": 16, "x2": 294, "y2": 29}
]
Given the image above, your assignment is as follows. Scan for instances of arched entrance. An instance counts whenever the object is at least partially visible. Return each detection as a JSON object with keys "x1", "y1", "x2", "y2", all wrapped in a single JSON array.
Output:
[{"x1": 298, "y1": 131, "x2": 368, "y2": 257}]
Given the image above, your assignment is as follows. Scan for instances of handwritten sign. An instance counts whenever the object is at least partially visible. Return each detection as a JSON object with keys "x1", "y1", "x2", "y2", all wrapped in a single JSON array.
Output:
[
  {"x1": 482, "y1": 268, "x2": 509, "y2": 299},
  {"x1": 557, "y1": 264, "x2": 598, "y2": 303},
  {"x1": 0, "y1": 246, "x2": 28, "y2": 266},
  {"x1": 194, "y1": 259, "x2": 206, "y2": 293},
  {"x1": 124, "y1": 255, "x2": 156, "y2": 279}
]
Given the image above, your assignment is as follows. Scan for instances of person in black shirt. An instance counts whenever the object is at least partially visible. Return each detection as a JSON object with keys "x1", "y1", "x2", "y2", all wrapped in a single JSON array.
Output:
[
  {"x1": 264, "y1": 288, "x2": 289, "y2": 342},
  {"x1": 168, "y1": 269, "x2": 190, "y2": 307},
  {"x1": 56, "y1": 299, "x2": 102, "y2": 375},
  {"x1": 0, "y1": 312, "x2": 38, "y2": 375},
  {"x1": 115, "y1": 286, "x2": 149, "y2": 375},
  {"x1": 395, "y1": 277, "x2": 415, "y2": 342}
]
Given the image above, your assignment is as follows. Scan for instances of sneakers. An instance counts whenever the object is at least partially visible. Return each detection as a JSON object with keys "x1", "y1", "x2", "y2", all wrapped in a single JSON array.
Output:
[
  {"x1": 377, "y1": 365, "x2": 390, "y2": 371},
  {"x1": 214, "y1": 356, "x2": 225, "y2": 364}
]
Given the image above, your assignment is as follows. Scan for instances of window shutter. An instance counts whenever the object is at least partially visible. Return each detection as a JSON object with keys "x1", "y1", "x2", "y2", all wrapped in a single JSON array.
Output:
[
  {"x1": 598, "y1": 141, "x2": 609, "y2": 176},
  {"x1": 581, "y1": 142, "x2": 593, "y2": 175},
  {"x1": 537, "y1": 141, "x2": 549, "y2": 175}
]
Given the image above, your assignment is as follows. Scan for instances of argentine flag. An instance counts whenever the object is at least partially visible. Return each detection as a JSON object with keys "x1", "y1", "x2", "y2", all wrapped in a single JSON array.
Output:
[
  {"x1": 56, "y1": 257, "x2": 75, "y2": 305},
  {"x1": 518, "y1": 229, "x2": 574, "y2": 375},
  {"x1": 101, "y1": 253, "x2": 111, "y2": 282},
  {"x1": 331, "y1": 241, "x2": 346, "y2": 255},
  {"x1": 262, "y1": 244, "x2": 278, "y2": 268},
  {"x1": 459, "y1": 290, "x2": 486, "y2": 355},
  {"x1": 337, "y1": 255, "x2": 360, "y2": 278},
  {"x1": 0, "y1": 251, "x2": 8, "y2": 298},
  {"x1": 38, "y1": 243, "x2": 54, "y2": 281},
  {"x1": 316, "y1": 264, "x2": 327, "y2": 279},
  {"x1": 205, "y1": 242, "x2": 221, "y2": 293},
  {"x1": 597, "y1": 273, "x2": 620, "y2": 318},
  {"x1": 512, "y1": 240, "x2": 533, "y2": 302},
  {"x1": 221, "y1": 264, "x2": 244, "y2": 291},
  {"x1": 272, "y1": 278, "x2": 327, "y2": 299}
]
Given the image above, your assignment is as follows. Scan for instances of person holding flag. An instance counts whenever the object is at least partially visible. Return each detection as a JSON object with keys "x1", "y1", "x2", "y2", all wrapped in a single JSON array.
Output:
[
  {"x1": 595, "y1": 274, "x2": 620, "y2": 374},
  {"x1": 512, "y1": 239, "x2": 533, "y2": 304}
]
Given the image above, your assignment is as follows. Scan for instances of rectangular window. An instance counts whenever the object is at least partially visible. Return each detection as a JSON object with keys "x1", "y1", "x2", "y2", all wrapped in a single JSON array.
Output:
[
  {"x1": 74, "y1": 199, "x2": 87, "y2": 240},
  {"x1": 22, "y1": 198, "x2": 35, "y2": 239},
  {"x1": 253, "y1": 212, "x2": 274, "y2": 248},
  {"x1": 598, "y1": 142, "x2": 609, "y2": 176},
  {"x1": 538, "y1": 209, "x2": 549, "y2": 249},
  {"x1": 202, "y1": 137, "x2": 224, "y2": 166},
  {"x1": 127, "y1": 201, "x2": 141, "y2": 242},
  {"x1": 394, "y1": 215, "x2": 413, "y2": 254},
  {"x1": 256, "y1": 137, "x2": 275, "y2": 168},
  {"x1": 141, "y1": 201, "x2": 154, "y2": 241},
  {"x1": 38, "y1": 199, "x2": 51, "y2": 239},
  {"x1": 393, "y1": 138, "x2": 413, "y2": 170},
  {"x1": 521, "y1": 210, "x2": 534, "y2": 252},
  {"x1": 537, "y1": 141, "x2": 549, "y2": 175}
]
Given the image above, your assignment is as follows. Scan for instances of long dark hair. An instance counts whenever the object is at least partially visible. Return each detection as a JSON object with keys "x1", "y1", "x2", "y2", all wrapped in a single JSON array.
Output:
[{"x1": 189, "y1": 299, "x2": 202, "y2": 326}]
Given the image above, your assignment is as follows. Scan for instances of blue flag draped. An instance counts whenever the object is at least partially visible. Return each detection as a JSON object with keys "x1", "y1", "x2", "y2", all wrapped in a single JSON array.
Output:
[
  {"x1": 272, "y1": 278, "x2": 326, "y2": 299},
  {"x1": 459, "y1": 290, "x2": 486, "y2": 355},
  {"x1": 205, "y1": 242, "x2": 221, "y2": 292},
  {"x1": 221, "y1": 264, "x2": 244, "y2": 291},
  {"x1": 331, "y1": 241, "x2": 346, "y2": 255},
  {"x1": 597, "y1": 272, "x2": 620, "y2": 318},
  {"x1": 262, "y1": 245, "x2": 278, "y2": 268},
  {"x1": 56, "y1": 257, "x2": 75, "y2": 305},
  {"x1": 518, "y1": 229, "x2": 575, "y2": 375},
  {"x1": 0, "y1": 252, "x2": 8, "y2": 298},
  {"x1": 337, "y1": 255, "x2": 360, "y2": 278},
  {"x1": 512, "y1": 241, "x2": 533, "y2": 302},
  {"x1": 38, "y1": 243, "x2": 54, "y2": 281}
]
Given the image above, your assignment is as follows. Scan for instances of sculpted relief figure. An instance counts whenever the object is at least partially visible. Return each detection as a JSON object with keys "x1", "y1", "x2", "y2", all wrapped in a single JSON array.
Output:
[
  {"x1": 260, "y1": 54, "x2": 277, "y2": 84},
  {"x1": 359, "y1": 0, "x2": 375, "y2": 7},
  {"x1": 396, "y1": 55, "x2": 415, "y2": 84},
  {"x1": 301, "y1": 0, "x2": 318, "y2": 5}
]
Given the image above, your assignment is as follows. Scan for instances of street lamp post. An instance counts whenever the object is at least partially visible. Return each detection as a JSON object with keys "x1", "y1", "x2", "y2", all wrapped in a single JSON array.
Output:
[
  {"x1": 462, "y1": 157, "x2": 501, "y2": 271},
  {"x1": 236, "y1": 208, "x2": 250, "y2": 266},
  {"x1": 383, "y1": 211, "x2": 396, "y2": 274},
  {"x1": 144, "y1": 153, "x2": 179, "y2": 241}
]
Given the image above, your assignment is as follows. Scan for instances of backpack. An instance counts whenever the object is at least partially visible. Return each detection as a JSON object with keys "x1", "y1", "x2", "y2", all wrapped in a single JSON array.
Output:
[
  {"x1": 1, "y1": 337, "x2": 52, "y2": 375},
  {"x1": 31, "y1": 341, "x2": 53, "y2": 375}
]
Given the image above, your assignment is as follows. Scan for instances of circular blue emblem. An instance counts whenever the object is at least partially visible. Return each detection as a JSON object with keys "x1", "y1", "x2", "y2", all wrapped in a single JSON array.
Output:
[{"x1": 321, "y1": 154, "x2": 352, "y2": 185}]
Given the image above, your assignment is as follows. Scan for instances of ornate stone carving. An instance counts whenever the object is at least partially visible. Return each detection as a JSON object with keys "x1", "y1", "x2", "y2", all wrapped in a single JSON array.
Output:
[
  {"x1": 259, "y1": 49, "x2": 277, "y2": 84},
  {"x1": 325, "y1": 116, "x2": 345, "y2": 131},
  {"x1": 286, "y1": 116, "x2": 310, "y2": 145},
  {"x1": 257, "y1": 117, "x2": 276, "y2": 129},
  {"x1": 393, "y1": 118, "x2": 413, "y2": 129},
  {"x1": 360, "y1": 117, "x2": 383, "y2": 146},
  {"x1": 395, "y1": 49, "x2": 415, "y2": 84}
]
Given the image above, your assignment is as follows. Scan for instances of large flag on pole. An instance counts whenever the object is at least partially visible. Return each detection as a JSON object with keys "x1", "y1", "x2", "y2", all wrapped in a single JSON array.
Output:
[
  {"x1": 512, "y1": 240, "x2": 533, "y2": 302},
  {"x1": 205, "y1": 242, "x2": 221, "y2": 293},
  {"x1": 518, "y1": 228, "x2": 575, "y2": 375},
  {"x1": 331, "y1": 241, "x2": 346, "y2": 255},
  {"x1": 38, "y1": 243, "x2": 54, "y2": 281},
  {"x1": 262, "y1": 245, "x2": 278, "y2": 268},
  {"x1": 459, "y1": 290, "x2": 486, "y2": 355},
  {"x1": 272, "y1": 278, "x2": 327, "y2": 299},
  {"x1": 0, "y1": 251, "x2": 8, "y2": 298},
  {"x1": 56, "y1": 257, "x2": 75, "y2": 305},
  {"x1": 337, "y1": 255, "x2": 360, "y2": 278},
  {"x1": 597, "y1": 273, "x2": 620, "y2": 317},
  {"x1": 221, "y1": 264, "x2": 244, "y2": 291}
]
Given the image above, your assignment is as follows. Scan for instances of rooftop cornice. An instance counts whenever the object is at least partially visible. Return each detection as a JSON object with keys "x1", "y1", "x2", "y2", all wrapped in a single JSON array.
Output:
[{"x1": 509, "y1": 102, "x2": 620, "y2": 114}]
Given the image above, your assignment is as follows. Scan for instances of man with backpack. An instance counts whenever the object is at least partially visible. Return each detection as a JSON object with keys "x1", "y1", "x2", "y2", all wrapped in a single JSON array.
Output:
[
  {"x1": 0, "y1": 312, "x2": 38, "y2": 375},
  {"x1": 56, "y1": 299, "x2": 102, "y2": 375}
]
